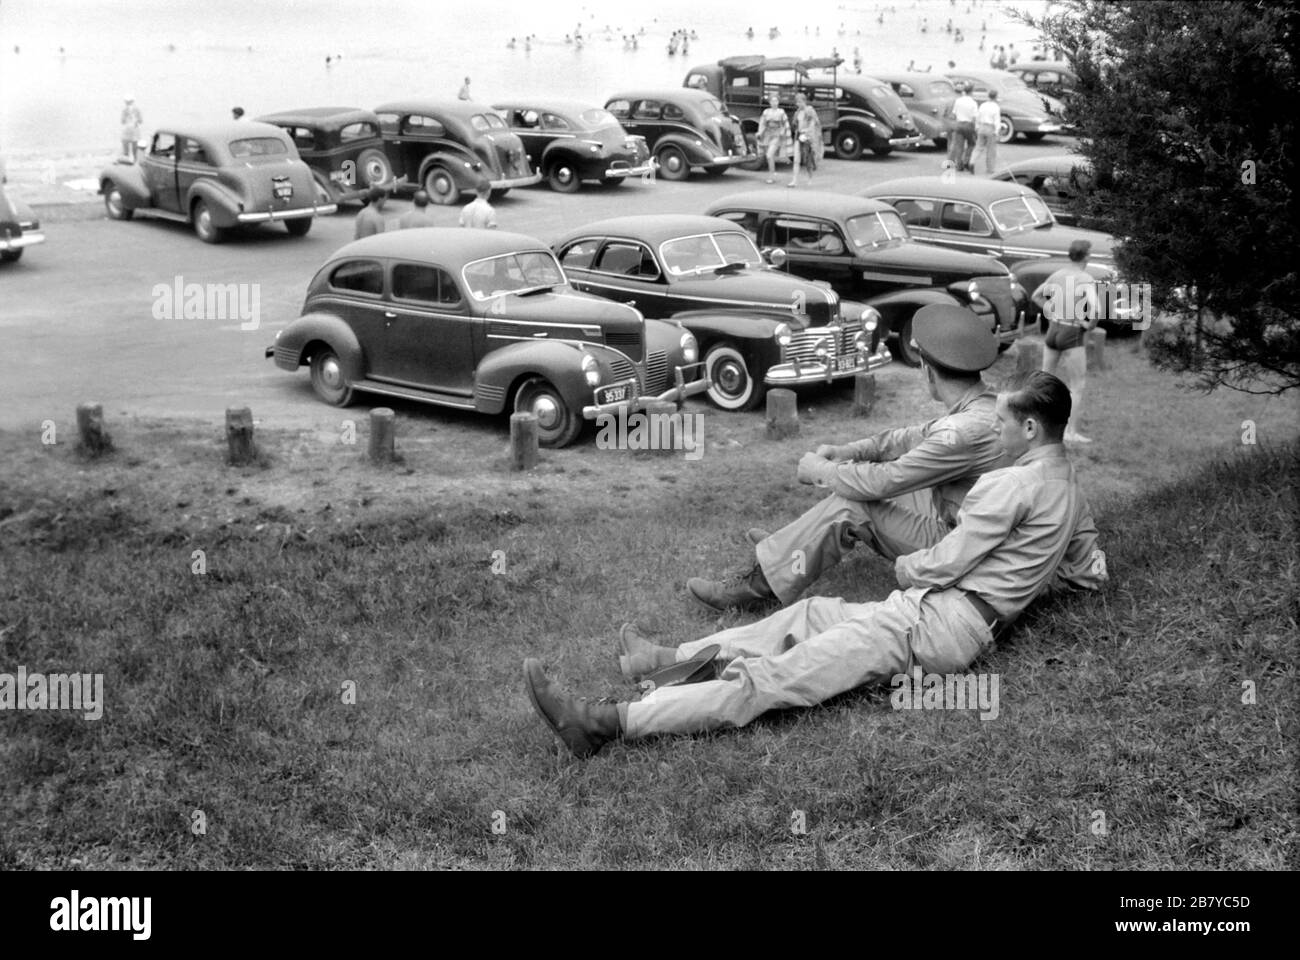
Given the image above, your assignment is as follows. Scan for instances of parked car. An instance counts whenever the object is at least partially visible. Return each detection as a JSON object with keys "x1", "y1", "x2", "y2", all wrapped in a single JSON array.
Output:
[
  {"x1": 491, "y1": 99, "x2": 653, "y2": 193},
  {"x1": 98, "y1": 121, "x2": 333, "y2": 242},
  {"x1": 267, "y1": 229, "x2": 708, "y2": 447},
  {"x1": 704, "y1": 190, "x2": 1026, "y2": 365},
  {"x1": 1008, "y1": 60, "x2": 1078, "y2": 99},
  {"x1": 603, "y1": 88, "x2": 754, "y2": 180},
  {"x1": 991, "y1": 154, "x2": 1098, "y2": 227},
  {"x1": 944, "y1": 69, "x2": 1066, "y2": 143},
  {"x1": 373, "y1": 99, "x2": 541, "y2": 205},
  {"x1": 256, "y1": 107, "x2": 393, "y2": 206},
  {"x1": 863, "y1": 177, "x2": 1137, "y2": 329},
  {"x1": 553, "y1": 215, "x2": 891, "y2": 410},
  {"x1": 683, "y1": 56, "x2": 924, "y2": 160},
  {"x1": 0, "y1": 179, "x2": 45, "y2": 263},
  {"x1": 873, "y1": 72, "x2": 959, "y2": 149}
]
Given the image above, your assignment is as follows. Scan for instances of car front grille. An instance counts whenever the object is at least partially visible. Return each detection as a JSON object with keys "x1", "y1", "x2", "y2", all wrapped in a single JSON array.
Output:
[
  {"x1": 608, "y1": 355, "x2": 640, "y2": 392},
  {"x1": 604, "y1": 330, "x2": 643, "y2": 363},
  {"x1": 785, "y1": 319, "x2": 863, "y2": 362},
  {"x1": 644, "y1": 350, "x2": 669, "y2": 395}
]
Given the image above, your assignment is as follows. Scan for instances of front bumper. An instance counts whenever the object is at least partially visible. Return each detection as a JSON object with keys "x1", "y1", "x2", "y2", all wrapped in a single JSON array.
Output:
[
  {"x1": 707, "y1": 153, "x2": 755, "y2": 166},
  {"x1": 765, "y1": 342, "x2": 892, "y2": 386},
  {"x1": 888, "y1": 134, "x2": 926, "y2": 148},
  {"x1": 0, "y1": 230, "x2": 45, "y2": 250},
  {"x1": 604, "y1": 160, "x2": 656, "y2": 179},
  {"x1": 582, "y1": 363, "x2": 711, "y2": 419},
  {"x1": 489, "y1": 172, "x2": 543, "y2": 190},
  {"x1": 1019, "y1": 120, "x2": 1063, "y2": 134},
  {"x1": 238, "y1": 203, "x2": 335, "y2": 223}
]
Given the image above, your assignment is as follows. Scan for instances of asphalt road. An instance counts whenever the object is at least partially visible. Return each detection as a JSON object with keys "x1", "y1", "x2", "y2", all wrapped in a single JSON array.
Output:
[{"x1": 0, "y1": 138, "x2": 1074, "y2": 431}]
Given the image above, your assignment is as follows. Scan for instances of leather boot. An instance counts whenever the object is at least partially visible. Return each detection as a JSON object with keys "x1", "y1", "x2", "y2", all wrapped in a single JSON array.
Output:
[
  {"x1": 523, "y1": 659, "x2": 622, "y2": 759},
  {"x1": 618, "y1": 623, "x2": 678, "y2": 681},
  {"x1": 686, "y1": 562, "x2": 775, "y2": 612}
]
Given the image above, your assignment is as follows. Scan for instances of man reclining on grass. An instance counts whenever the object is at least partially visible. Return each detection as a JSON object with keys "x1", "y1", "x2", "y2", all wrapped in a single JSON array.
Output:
[{"x1": 524, "y1": 370, "x2": 1108, "y2": 759}]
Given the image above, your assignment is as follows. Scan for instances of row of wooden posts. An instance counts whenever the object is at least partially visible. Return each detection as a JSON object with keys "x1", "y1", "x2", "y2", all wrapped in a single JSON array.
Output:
[{"x1": 68, "y1": 332, "x2": 1105, "y2": 469}]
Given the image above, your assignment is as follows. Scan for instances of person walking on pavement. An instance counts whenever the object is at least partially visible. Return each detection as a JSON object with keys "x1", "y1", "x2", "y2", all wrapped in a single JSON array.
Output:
[
  {"x1": 120, "y1": 96, "x2": 142, "y2": 161},
  {"x1": 758, "y1": 93, "x2": 791, "y2": 184},
  {"x1": 687, "y1": 304, "x2": 1006, "y2": 612},
  {"x1": 524, "y1": 370, "x2": 1108, "y2": 758},
  {"x1": 397, "y1": 190, "x2": 439, "y2": 228},
  {"x1": 948, "y1": 82, "x2": 978, "y2": 172},
  {"x1": 458, "y1": 181, "x2": 498, "y2": 229},
  {"x1": 970, "y1": 89, "x2": 1001, "y2": 174},
  {"x1": 353, "y1": 185, "x2": 389, "y2": 239},
  {"x1": 1035, "y1": 239, "x2": 1101, "y2": 444},
  {"x1": 788, "y1": 91, "x2": 822, "y2": 186}
]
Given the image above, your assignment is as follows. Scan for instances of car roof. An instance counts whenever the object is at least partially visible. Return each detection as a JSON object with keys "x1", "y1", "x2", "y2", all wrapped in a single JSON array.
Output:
[
  {"x1": 155, "y1": 120, "x2": 288, "y2": 141},
  {"x1": 491, "y1": 98, "x2": 607, "y2": 118},
  {"x1": 715, "y1": 54, "x2": 843, "y2": 73},
  {"x1": 945, "y1": 68, "x2": 1017, "y2": 84},
  {"x1": 328, "y1": 228, "x2": 552, "y2": 264},
  {"x1": 707, "y1": 189, "x2": 895, "y2": 219},
  {"x1": 996, "y1": 154, "x2": 1092, "y2": 178},
  {"x1": 557, "y1": 214, "x2": 747, "y2": 245},
  {"x1": 256, "y1": 107, "x2": 378, "y2": 128},
  {"x1": 873, "y1": 72, "x2": 957, "y2": 86},
  {"x1": 865, "y1": 176, "x2": 1037, "y2": 204},
  {"x1": 605, "y1": 88, "x2": 720, "y2": 104},
  {"x1": 373, "y1": 99, "x2": 499, "y2": 120}
]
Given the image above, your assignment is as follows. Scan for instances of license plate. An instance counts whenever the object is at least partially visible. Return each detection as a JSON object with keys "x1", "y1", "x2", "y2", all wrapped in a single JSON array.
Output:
[
  {"x1": 273, "y1": 178, "x2": 293, "y2": 199},
  {"x1": 595, "y1": 378, "x2": 637, "y2": 405},
  {"x1": 836, "y1": 355, "x2": 858, "y2": 373}
]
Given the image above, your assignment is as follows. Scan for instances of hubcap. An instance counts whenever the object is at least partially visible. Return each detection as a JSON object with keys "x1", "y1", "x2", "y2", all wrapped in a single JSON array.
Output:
[
  {"x1": 197, "y1": 209, "x2": 211, "y2": 235},
  {"x1": 556, "y1": 167, "x2": 573, "y2": 184},
  {"x1": 320, "y1": 357, "x2": 342, "y2": 390},
  {"x1": 716, "y1": 360, "x2": 746, "y2": 396},
  {"x1": 531, "y1": 394, "x2": 560, "y2": 429},
  {"x1": 666, "y1": 154, "x2": 682, "y2": 172},
  {"x1": 843, "y1": 136, "x2": 857, "y2": 151},
  {"x1": 365, "y1": 160, "x2": 387, "y2": 184},
  {"x1": 108, "y1": 191, "x2": 122, "y2": 214}
]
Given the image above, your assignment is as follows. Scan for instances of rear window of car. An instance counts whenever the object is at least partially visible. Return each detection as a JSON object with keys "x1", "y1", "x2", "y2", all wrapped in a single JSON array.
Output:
[
  {"x1": 580, "y1": 108, "x2": 619, "y2": 128},
  {"x1": 229, "y1": 137, "x2": 288, "y2": 158},
  {"x1": 392, "y1": 263, "x2": 462, "y2": 305},
  {"x1": 540, "y1": 113, "x2": 571, "y2": 131},
  {"x1": 340, "y1": 121, "x2": 378, "y2": 142},
  {"x1": 330, "y1": 260, "x2": 384, "y2": 296}
]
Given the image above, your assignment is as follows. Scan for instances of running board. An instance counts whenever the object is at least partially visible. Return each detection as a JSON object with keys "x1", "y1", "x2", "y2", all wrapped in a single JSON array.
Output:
[
  {"x1": 352, "y1": 379, "x2": 477, "y2": 410},
  {"x1": 132, "y1": 208, "x2": 190, "y2": 224}
]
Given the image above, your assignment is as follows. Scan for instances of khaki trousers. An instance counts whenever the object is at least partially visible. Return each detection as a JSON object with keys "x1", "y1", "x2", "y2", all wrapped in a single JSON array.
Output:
[
  {"x1": 623, "y1": 588, "x2": 994, "y2": 738},
  {"x1": 755, "y1": 490, "x2": 952, "y2": 605}
]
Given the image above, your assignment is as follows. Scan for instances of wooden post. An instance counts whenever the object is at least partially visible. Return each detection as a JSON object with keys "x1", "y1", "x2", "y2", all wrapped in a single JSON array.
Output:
[
  {"x1": 852, "y1": 373, "x2": 876, "y2": 417},
  {"x1": 765, "y1": 389, "x2": 799, "y2": 440},
  {"x1": 75, "y1": 403, "x2": 113, "y2": 457},
  {"x1": 225, "y1": 407, "x2": 256, "y2": 465},
  {"x1": 1015, "y1": 338, "x2": 1044, "y2": 375},
  {"x1": 510, "y1": 412, "x2": 538, "y2": 470},
  {"x1": 644, "y1": 401, "x2": 677, "y2": 455},
  {"x1": 368, "y1": 407, "x2": 397, "y2": 463},
  {"x1": 1086, "y1": 328, "x2": 1107, "y2": 371}
]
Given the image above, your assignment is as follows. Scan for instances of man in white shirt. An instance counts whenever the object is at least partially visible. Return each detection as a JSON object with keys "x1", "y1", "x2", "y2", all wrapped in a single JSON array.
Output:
[
  {"x1": 948, "y1": 83, "x2": 979, "y2": 172},
  {"x1": 970, "y1": 90, "x2": 1002, "y2": 174},
  {"x1": 458, "y1": 182, "x2": 498, "y2": 229}
]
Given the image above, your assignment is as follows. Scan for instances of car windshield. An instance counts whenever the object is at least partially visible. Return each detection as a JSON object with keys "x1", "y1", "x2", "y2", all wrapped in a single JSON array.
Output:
[
  {"x1": 471, "y1": 113, "x2": 508, "y2": 131},
  {"x1": 462, "y1": 251, "x2": 566, "y2": 300},
  {"x1": 846, "y1": 211, "x2": 909, "y2": 248},
  {"x1": 580, "y1": 108, "x2": 620, "y2": 128},
  {"x1": 990, "y1": 195, "x2": 1055, "y2": 233},
  {"x1": 228, "y1": 137, "x2": 288, "y2": 158},
  {"x1": 660, "y1": 232, "x2": 762, "y2": 275}
]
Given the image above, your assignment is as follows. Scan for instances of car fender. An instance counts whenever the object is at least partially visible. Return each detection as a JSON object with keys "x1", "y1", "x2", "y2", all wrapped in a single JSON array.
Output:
[
  {"x1": 8, "y1": 196, "x2": 38, "y2": 223},
  {"x1": 911, "y1": 112, "x2": 947, "y2": 140},
  {"x1": 473, "y1": 339, "x2": 596, "y2": 415},
  {"x1": 98, "y1": 165, "x2": 149, "y2": 208},
  {"x1": 539, "y1": 141, "x2": 586, "y2": 172},
  {"x1": 859, "y1": 287, "x2": 960, "y2": 337},
  {"x1": 651, "y1": 131, "x2": 714, "y2": 164},
  {"x1": 186, "y1": 179, "x2": 245, "y2": 227},
  {"x1": 417, "y1": 150, "x2": 480, "y2": 192},
  {"x1": 841, "y1": 115, "x2": 892, "y2": 143},
  {"x1": 275, "y1": 313, "x2": 364, "y2": 378}
]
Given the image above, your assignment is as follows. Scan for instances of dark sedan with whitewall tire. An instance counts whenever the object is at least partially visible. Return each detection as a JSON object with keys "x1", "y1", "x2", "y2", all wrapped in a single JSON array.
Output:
[
  {"x1": 98, "y1": 121, "x2": 335, "y2": 243},
  {"x1": 257, "y1": 106, "x2": 394, "y2": 206},
  {"x1": 373, "y1": 100, "x2": 542, "y2": 205},
  {"x1": 705, "y1": 191, "x2": 1026, "y2": 366},
  {"x1": 604, "y1": 89, "x2": 755, "y2": 181},
  {"x1": 553, "y1": 215, "x2": 891, "y2": 412},
  {"x1": 267, "y1": 229, "x2": 709, "y2": 448},
  {"x1": 492, "y1": 99, "x2": 653, "y2": 193}
]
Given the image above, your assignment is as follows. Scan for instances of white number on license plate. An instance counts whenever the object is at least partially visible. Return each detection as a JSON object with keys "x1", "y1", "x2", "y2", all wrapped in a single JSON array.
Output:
[
  {"x1": 598, "y1": 382, "x2": 630, "y2": 404},
  {"x1": 836, "y1": 355, "x2": 857, "y2": 372}
]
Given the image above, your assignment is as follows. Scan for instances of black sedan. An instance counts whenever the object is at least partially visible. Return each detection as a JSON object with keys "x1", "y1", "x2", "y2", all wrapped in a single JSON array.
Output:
[
  {"x1": 492, "y1": 99, "x2": 653, "y2": 192},
  {"x1": 604, "y1": 89, "x2": 754, "y2": 181}
]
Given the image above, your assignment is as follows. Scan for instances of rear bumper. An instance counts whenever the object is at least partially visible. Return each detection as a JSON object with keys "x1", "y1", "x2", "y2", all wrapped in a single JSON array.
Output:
[
  {"x1": 765, "y1": 342, "x2": 892, "y2": 386},
  {"x1": 0, "y1": 230, "x2": 45, "y2": 250},
  {"x1": 237, "y1": 204, "x2": 334, "y2": 223},
  {"x1": 582, "y1": 363, "x2": 711, "y2": 419},
  {"x1": 603, "y1": 160, "x2": 656, "y2": 179}
]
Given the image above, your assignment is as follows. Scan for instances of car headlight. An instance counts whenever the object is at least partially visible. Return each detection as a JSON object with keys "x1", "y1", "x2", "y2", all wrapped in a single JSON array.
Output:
[
  {"x1": 680, "y1": 329, "x2": 698, "y2": 363},
  {"x1": 861, "y1": 307, "x2": 879, "y2": 333},
  {"x1": 967, "y1": 280, "x2": 983, "y2": 302},
  {"x1": 774, "y1": 322, "x2": 793, "y2": 347},
  {"x1": 581, "y1": 352, "x2": 601, "y2": 387}
]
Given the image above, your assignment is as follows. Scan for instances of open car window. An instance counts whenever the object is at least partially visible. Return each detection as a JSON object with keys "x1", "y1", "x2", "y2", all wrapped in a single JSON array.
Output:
[{"x1": 462, "y1": 251, "x2": 565, "y2": 300}]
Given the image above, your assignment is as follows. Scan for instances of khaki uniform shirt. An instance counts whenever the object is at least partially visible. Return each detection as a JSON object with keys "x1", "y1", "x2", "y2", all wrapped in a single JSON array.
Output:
[
  {"x1": 895, "y1": 443, "x2": 1107, "y2": 619},
  {"x1": 805, "y1": 383, "x2": 1005, "y2": 525}
]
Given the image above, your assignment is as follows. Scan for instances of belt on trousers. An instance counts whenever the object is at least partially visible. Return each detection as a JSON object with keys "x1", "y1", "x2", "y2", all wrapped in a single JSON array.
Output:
[{"x1": 961, "y1": 589, "x2": 1006, "y2": 631}]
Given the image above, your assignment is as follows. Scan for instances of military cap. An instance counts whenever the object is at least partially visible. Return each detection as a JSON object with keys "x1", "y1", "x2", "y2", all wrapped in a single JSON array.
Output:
[{"x1": 911, "y1": 303, "x2": 998, "y2": 372}]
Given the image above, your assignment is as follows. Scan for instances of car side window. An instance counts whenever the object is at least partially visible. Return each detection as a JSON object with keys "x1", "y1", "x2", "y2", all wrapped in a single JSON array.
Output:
[
  {"x1": 541, "y1": 113, "x2": 571, "y2": 131},
  {"x1": 282, "y1": 126, "x2": 314, "y2": 150},
  {"x1": 662, "y1": 103, "x2": 686, "y2": 121},
  {"x1": 889, "y1": 197, "x2": 936, "y2": 228},
  {"x1": 897, "y1": 83, "x2": 915, "y2": 98},
  {"x1": 376, "y1": 113, "x2": 400, "y2": 136},
  {"x1": 152, "y1": 133, "x2": 177, "y2": 158},
  {"x1": 392, "y1": 264, "x2": 462, "y2": 306},
  {"x1": 594, "y1": 241, "x2": 660, "y2": 279},
  {"x1": 558, "y1": 240, "x2": 599, "y2": 270},
  {"x1": 340, "y1": 122, "x2": 377, "y2": 143},
  {"x1": 767, "y1": 218, "x2": 845, "y2": 255},
  {"x1": 939, "y1": 201, "x2": 993, "y2": 235},
  {"x1": 403, "y1": 115, "x2": 445, "y2": 137},
  {"x1": 330, "y1": 260, "x2": 384, "y2": 296},
  {"x1": 685, "y1": 73, "x2": 710, "y2": 89},
  {"x1": 632, "y1": 100, "x2": 662, "y2": 120},
  {"x1": 180, "y1": 138, "x2": 210, "y2": 164},
  {"x1": 606, "y1": 100, "x2": 631, "y2": 119},
  {"x1": 713, "y1": 210, "x2": 759, "y2": 240}
]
